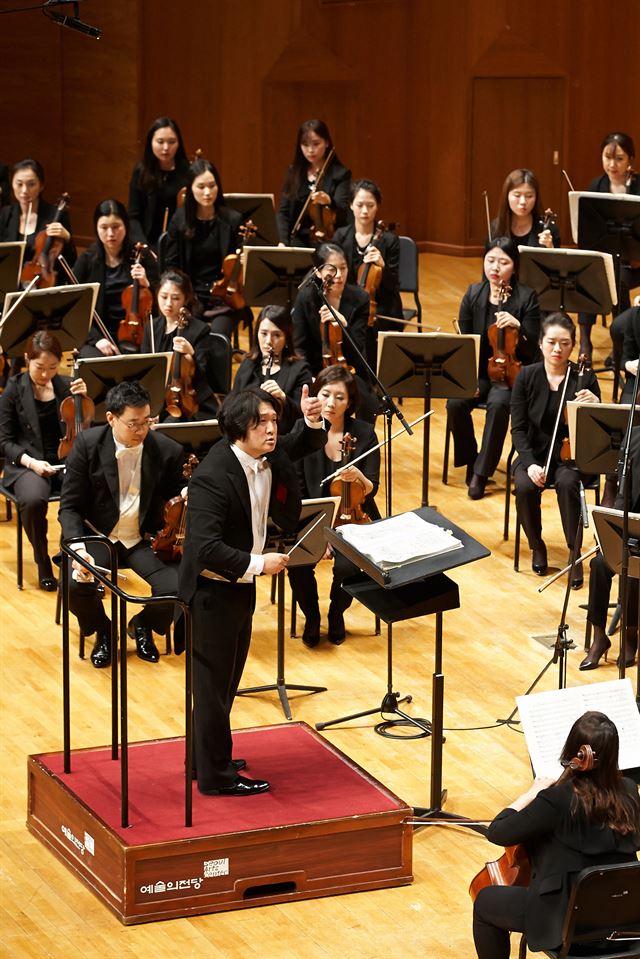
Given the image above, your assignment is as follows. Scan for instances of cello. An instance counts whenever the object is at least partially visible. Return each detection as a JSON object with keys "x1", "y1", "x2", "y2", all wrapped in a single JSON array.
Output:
[
  {"x1": 21, "y1": 193, "x2": 70, "y2": 288},
  {"x1": 165, "y1": 307, "x2": 198, "y2": 419},
  {"x1": 209, "y1": 220, "x2": 257, "y2": 309},
  {"x1": 118, "y1": 243, "x2": 155, "y2": 349},
  {"x1": 329, "y1": 434, "x2": 371, "y2": 526},
  {"x1": 487, "y1": 281, "x2": 521, "y2": 389},
  {"x1": 58, "y1": 350, "x2": 95, "y2": 459},
  {"x1": 357, "y1": 220, "x2": 388, "y2": 328}
]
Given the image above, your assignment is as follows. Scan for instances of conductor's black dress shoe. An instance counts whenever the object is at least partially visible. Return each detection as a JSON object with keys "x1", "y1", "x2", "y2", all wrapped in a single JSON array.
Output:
[
  {"x1": 198, "y1": 776, "x2": 270, "y2": 797},
  {"x1": 127, "y1": 615, "x2": 160, "y2": 662}
]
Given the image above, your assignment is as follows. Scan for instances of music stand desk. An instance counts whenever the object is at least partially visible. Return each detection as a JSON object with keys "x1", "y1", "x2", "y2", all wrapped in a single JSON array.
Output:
[
  {"x1": 518, "y1": 246, "x2": 617, "y2": 314},
  {"x1": 243, "y1": 246, "x2": 314, "y2": 310},
  {"x1": 0, "y1": 241, "x2": 25, "y2": 307},
  {"x1": 224, "y1": 194, "x2": 278, "y2": 247},
  {"x1": 568, "y1": 402, "x2": 640, "y2": 475}
]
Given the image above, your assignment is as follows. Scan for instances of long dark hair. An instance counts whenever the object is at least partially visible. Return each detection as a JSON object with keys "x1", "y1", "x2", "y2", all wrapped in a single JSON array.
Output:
[
  {"x1": 247, "y1": 305, "x2": 300, "y2": 364},
  {"x1": 495, "y1": 168, "x2": 544, "y2": 238},
  {"x1": 136, "y1": 117, "x2": 189, "y2": 193},
  {"x1": 557, "y1": 711, "x2": 640, "y2": 835},
  {"x1": 183, "y1": 158, "x2": 225, "y2": 238},
  {"x1": 91, "y1": 198, "x2": 132, "y2": 264},
  {"x1": 283, "y1": 119, "x2": 340, "y2": 198}
]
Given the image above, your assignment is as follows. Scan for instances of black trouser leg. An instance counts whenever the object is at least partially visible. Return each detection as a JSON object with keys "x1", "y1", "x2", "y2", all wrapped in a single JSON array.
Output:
[
  {"x1": 125, "y1": 541, "x2": 178, "y2": 633},
  {"x1": 447, "y1": 396, "x2": 479, "y2": 468},
  {"x1": 11, "y1": 471, "x2": 53, "y2": 575},
  {"x1": 472, "y1": 886, "x2": 527, "y2": 959},
  {"x1": 513, "y1": 461, "x2": 544, "y2": 548},
  {"x1": 474, "y1": 384, "x2": 511, "y2": 478},
  {"x1": 287, "y1": 565, "x2": 321, "y2": 622}
]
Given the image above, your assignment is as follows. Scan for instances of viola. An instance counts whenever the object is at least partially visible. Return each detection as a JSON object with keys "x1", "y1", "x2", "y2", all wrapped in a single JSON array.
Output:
[
  {"x1": 291, "y1": 147, "x2": 336, "y2": 243},
  {"x1": 329, "y1": 433, "x2": 371, "y2": 526},
  {"x1": 165, "y1": 307, "x2": 198, "y2": 419},
  {"x1": 209, "y1": 220, "x2": 257, "y2": 310},
  {"x1": 152, "y1": 454, "x2": 199, "y2": 561},
  {"x1": 119, "y1": 243, "x2": 154, "y2": 349},
  {"x1": 357, "y1": 220, "x2": 388, "y2": 328},
  {"x1": 487, "y1": 281, "x2": 521, "y2": 389},
  {"x1": 21, "y1": 193, "x2": 70, "y2": 288},
  {"x1": 58, "y1": 350, "x2": 95, "y2": 459},
  {"x1": 560, "y1": 354, "x2": 589, "y2": 462}
]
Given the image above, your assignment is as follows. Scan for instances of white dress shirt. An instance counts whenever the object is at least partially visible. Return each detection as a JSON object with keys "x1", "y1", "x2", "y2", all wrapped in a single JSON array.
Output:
[{"x1": 109, "y1": 439, "x2": 144, "y2": 549}]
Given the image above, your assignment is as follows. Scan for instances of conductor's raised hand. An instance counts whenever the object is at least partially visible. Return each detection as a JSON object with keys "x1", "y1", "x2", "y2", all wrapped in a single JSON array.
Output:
[
  {"x1": 300, "y1": 383, "x2": 323, "y2": 421},
  {"x1": 262, "y1": 553, "x2": 289, "y2": 575}
]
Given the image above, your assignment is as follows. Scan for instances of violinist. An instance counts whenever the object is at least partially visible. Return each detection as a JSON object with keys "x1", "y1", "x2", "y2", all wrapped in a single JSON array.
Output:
[
  {"x1": 333, "y1": 179, "x2": 403, "y2": 365},
  {"x1": 0, "y1": 331, "x2": 87, "y2": 591},
  {"x1": 472, "y1": 710, "x2": 640, "y2": 959},
  {"x1": 619, "y1": 300, "x2": 640, "y2": 402},
  {"x1": 165, "y1": 157, "x2": 244, "y2": 339},
  {"x1": 491, "y1": 168, "x2": 560, "y2": 249},
  {"x1": 74, "y1": 199, "x2": 154, "y2": 357},
  {"x1": 141, "y1": 269, "x2": 221, "y2": 421},
  {"x1": 127, "y1": 116, "x2": 190, "y2": 248},
  {"x1": 287, "y1": 365, "x2": 380, "y2": 648},
  {"x1": 446, "y1": 237, "x2": 541, "y2": 500},
  {"x1": 510, "y1": 313, "x2": 600, "y2": 584},
  {"x1": 232, "y1": 305, "x2": 312, "y2": 434},
  {"x1": 276, "y1": 119, "x2": 351, "y2": 247},
  {"x1": 0, "y1": 159, "x2": 76, "y2": 283}
]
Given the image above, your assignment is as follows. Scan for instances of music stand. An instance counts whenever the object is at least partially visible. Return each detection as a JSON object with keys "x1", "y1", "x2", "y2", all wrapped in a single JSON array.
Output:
[
  {"x1": 518, "y1": 247, "x2": 617, "y2": 314},
  {"x1": 318, "y1": 506, "x2": 490, "y2": 828},
  {"x1": 237, "y1": 497, "x2": 340, "y2": 720},
  {"x1": 76, "y1": 352, "x2": 171, "y2": 422},
  {"x1": 224, "y1": 194, "x2": 278, "y2": 246},
  {"x1": 567, "y1": 403, "x2": 640, "y2": 475},
  {"x1": 377, "y1": 332, "x2": 479, "y2": 507},
  {"x1": 243, "y1": 246, "x2": 314, "y2": 310},
  {"x1": 570, "y1": 192, "x2": 640, "y2": 261},
  {"x1": 593, "y1": 507, "x2": 640, "y2": 579},
  {"x1": 0, "y1": 241, "x2": 25, "y2": 307},
  {"x1": 0, "y1": 283, "x2": 97, "y2": 355},
  {"x1": 151, "y1": 419, "x2": 222, "y2": 456}
]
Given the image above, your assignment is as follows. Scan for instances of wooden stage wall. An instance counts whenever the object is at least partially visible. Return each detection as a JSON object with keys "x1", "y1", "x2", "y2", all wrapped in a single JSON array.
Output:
[{"x1": 1, "y1": 0, "x2": 639, "y2": 251}]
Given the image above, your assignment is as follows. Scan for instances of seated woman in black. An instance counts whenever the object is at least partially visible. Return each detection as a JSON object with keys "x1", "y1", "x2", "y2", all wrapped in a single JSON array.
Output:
[
  {"x1": 74, "y1": 199, "x2": 155, "y2": 357},
  {"x1": 276, "y1": 118, "x2": 351, "y2": 247},
  {"x1": 333, "y1": 178, "x2": 403, "y2": 367},
  {"x1": 473, "y1": 710, "x2": 640, "y2": 959},
  {"x1": 491, "y1": 168, "x2": 560, "y2": 249},
  {"x1": 127, "y1": 116, "x2": 190, "y2": 248},
  {"x1": 0, "y1": 330, "x2": 87, "y2": 590},
  {"x1": 165, "y1": 157, "x2": 243, "y2": 340},
  {"x1": 510, "y1": 312, "x2": 600, "y2": 584},
  {"x1": 141, "y1": 269, "x2": 221, "y2": 422},
  {"x1": 292, "y1": 241, "x2": 378, "y2": 422},
  {"x1": 232, "y1": 305, "x2": 312, "y2": 434},
  {"x1": 446, "y1": 237, "x2": 541, "y2": 500},
  {"x1": 288, "y1": 365, "x2": 380, "y2": 648},
  {"x1": 0, "y1": 158, "x2": 75, "y2": 284}
]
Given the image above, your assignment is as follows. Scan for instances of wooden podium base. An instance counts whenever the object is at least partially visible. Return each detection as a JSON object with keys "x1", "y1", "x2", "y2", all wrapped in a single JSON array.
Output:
[{"x1": 27, "y1": 722, "x2": 413, "y2": 924}]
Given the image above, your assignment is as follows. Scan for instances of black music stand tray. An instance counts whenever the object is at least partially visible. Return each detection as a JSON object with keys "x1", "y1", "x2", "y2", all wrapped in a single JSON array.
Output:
[
  {"x1": 318, "y1": 507, "x2": 490, "y2": 825},
  {"x1": 377, "y1": 332, "x2": 479, "y2": 506},
  {"x1": 224, "y1": 194, "x2": 279, "y2": 246},
  {"x1": 567, "y1": 402, "x2": 640, "y2": 476},
  {"x1": 151, "y1": 419, "x2": 222, "y2": 456},
  {"x1": 518, "y1": 247, "x2": 617, "y2": 314},
  {"x1": 0, "y1": 283, "x2": 97, "y2": 355},
  {"x1": 243, "y1": 246, "x2": 314, "y2": 311},
  {"x1": 76, "y1": 352, "x2": 172, "y2": 421},
  {"x1": 237, "y1": 497, "x2": 340, "y2": 720},
  {"x1": 570, "y1": 192, "x2": 640, "y2": 262},
  {"x1": 0, "y1": 240, "x2": 25, "y2": 307}
]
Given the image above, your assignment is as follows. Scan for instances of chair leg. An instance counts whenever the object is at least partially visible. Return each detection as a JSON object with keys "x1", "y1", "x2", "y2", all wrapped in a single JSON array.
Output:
[
  {"x1": 79, "y1": 630, "x2": 85, "y2": 659},
  {"x1": 290, "y1": 597, "x2": 298, "y2": 638},
  {"x1": 270, "y1": 574, "x2": 276, "y2": 604},
  {"x1": 374, "y1": 614, "x2": 381, "y2": 636},
  {"x1": 164, "y1": 629, "x2": 171, "y2": 655},
  {"x1": 16, "y1": 506, "x2": 23, "y2": 590},
  {"x1": 518, "y1": 933, "x2": 527, "y2": 958},
  {"x1": 5, "y1": 498, "x2": 11, "y2": 521},
  {"x1": 514, "y1": 517, "x2": 521, "y2": 572},
  {"x1": 55, "y1": 589, "x2": 61, "y2": 626},
  {"x1": 442, "y1": 423, "x2": 451, "y2": 484}
]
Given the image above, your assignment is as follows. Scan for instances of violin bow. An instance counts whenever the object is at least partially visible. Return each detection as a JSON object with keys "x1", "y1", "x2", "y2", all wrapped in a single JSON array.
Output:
[
  {"x1": 483, "y1": 191, "x2": 492, "y2": 240},
  {"x1": 543, "y1": 366, "x2": 572, "y2": 478},
  {"x1": 58, "y1": 255, "x2": 121, "y2": 354},
  {"x1": 320, "y1": 410, "x2": 433, "y2": 485},
  {"x1": 291, "y1": 147, "x2": 335, "y2": 237}
]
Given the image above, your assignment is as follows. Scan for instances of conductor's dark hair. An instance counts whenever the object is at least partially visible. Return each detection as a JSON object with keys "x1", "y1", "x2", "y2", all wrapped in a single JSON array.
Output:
[
  {"x1": 105, "y1": 380, "x2": 151, "y2": 416},
  {"x1": 541, "y1": 311, "x2": 576, "y2": 345},
  {"x1": 218, "y1": 388, "x2": 282, "y2": 443},
  {"x1": 184, "y1": 158, "x2": 224, "y2": 237},
  {"x1": 12, "y1": 158, "x2": 45, "y2": 184},
  {"x1": 138, "y1": 117, "x2": 189, "y2": 193},
  {"x1": 310, "y1": 364, "x2": 360, "y2": 417},
  {"x1": 350, "y1": 179, "x2": 382, "y2": 204},
  {"x1": 25, "y1": 330, "x2": 63, "y2": 362},
  {"x1": 484, "y1": 235, "x2": 520, "y2": 276},
  {"x1": 600, "y1": 132, "x2": 635, "y2": 159}
]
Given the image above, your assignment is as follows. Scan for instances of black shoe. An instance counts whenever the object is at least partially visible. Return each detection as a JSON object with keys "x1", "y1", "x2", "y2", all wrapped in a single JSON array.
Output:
[
  {"x1": 127, "y1": 616, "x2": 160, "y2": 663},
  {"x1": 571, "y1": 560, "x2": 583, "y2": 590},
  {"x1": 580, "y1": 627, "x2": 611, "y2": 671},
  {"x1": 90, "y1": 631, "x2": 111, "y2": 669},
  {"x1": 468, "y1": 474, "x2": 487, "y2": 500},
  {"x1": 302, "y1": 616, "x2": 321, "y2": 648},
  {"x1": 39, "y1": 576, "x2": 58, "y2": 591},
  {"x1": 327, "y1": 606, "x2": 346, "y2": 645},
  {"x1": 198, "y1": 775, "x2": 270, "y2": 797},
  {"x1": 531, "y1": 543, "x2": 548, "y2": 576}
]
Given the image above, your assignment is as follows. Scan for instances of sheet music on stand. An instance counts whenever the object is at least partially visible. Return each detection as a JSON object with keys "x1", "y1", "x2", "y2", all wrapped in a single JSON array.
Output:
[
  {"x1": 517, "y1": 680, "x2": 640, "y2": 779},
  {"x1": 337, "y1": 511, "x2": 463, "y2": 571}
]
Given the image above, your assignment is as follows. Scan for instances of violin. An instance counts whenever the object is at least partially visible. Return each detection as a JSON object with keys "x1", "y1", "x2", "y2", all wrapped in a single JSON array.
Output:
[
  {"x1": 151, "y1": 454, "x2": 199, "y2": 561},
  {"x1": 21, "y1": 193, "x2": 70, "y2": 288},
  {"x1": 119, "y1": 243, "x2": 155, "y2": 349},
  {"x1": 209, "y1": 220, "x2": 257, "y2": 310},
  {"x1": 329, "y1": 433, "x2": 371, "y2": 526},
  {"x1": 165, "y1": 307, "x2": 198, "y2": 419},
  {"x1": 487, "y1": 281, "x2": 521, "y2": 389},
  {"x1": 560, "y1": 354, "x2": 589, "y2": 462},
  {"x1": 58, "y1": 350, "x2": 95, "y2": 459},
  {"x1": 538, "y1": 207, "x2": 558, "y2": 244},
  {"x1": 357, "y1": 220, "x2": 387, "y2": 328},
  {"x1": 292, "y1": 147, "x2": 336, "y2": 243}
]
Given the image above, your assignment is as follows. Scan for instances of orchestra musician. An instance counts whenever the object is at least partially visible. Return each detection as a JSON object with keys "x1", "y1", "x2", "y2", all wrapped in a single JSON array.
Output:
[
  {"x1": 446, "y1": 237, "x2": 542, "y2": 500},
  {"x1": 472, "y1": 710, "x2": 640, "y2": 959},
  {"x1": 490, "y1": 168, "x2": 560, "y2": 249},
  {"x1": 510, "y1": 312, "x2": 600, "y2": 585},
  {"x1": 276, "y1": 119, "x2": 351, "y2": 247},
  {"x1": 288, "y1": 365, "x2": 380, "y2": 648},
  {"x1": 127, "y1": 116, "x2": 190, "y2": 248},
  {"x1": 619, "y1": 301, "x2": 640, "y2": 402},
  {"x1": 164, "y1": 157, "x2": 244, "y2": 339},
  {"x1": 59, "y1": 380, "x2": 186, "y2": 668},
  {"x1": 232, "y1": 305, "x2": 313, "y2": 434},
  {"x1": 0, "y1": 331, "x2": 87, "y2": 591}
]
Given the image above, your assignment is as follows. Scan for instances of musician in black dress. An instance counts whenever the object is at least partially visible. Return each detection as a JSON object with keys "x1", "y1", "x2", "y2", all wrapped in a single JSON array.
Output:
[
  {"x1": 333, "y1": 178, "x2": 403, "y2": 367},
  {"x1": 510, "y1": 313, "x2": 600, "y2": 584},
  {"x1": 276, "y1": 119, "x2": 351, "y2": 247},
  {"x1": 472, "y1": 710, "x2": 640, "y2": 959},
  {"x1": 0, "y1": 331, "x2": 87, "y2": 590},
  {"x1": 127, "y1": 116, "x2": 190, "y2": 248},
  {"x1": 491, "y1": 168, "x2": 560, "y2": 249},
  {"x1": 165, "y1": 157, "x2": 243, "y2": 339},
  {"x1": 446, "y1": 237, "x2": 541, "y2": 500},
  {"x1": 288, "y1": 365, "x2": 380, "y2": 648},
  {"x1": 232, "y1": 305, "x2": 312, "y2": 434}
]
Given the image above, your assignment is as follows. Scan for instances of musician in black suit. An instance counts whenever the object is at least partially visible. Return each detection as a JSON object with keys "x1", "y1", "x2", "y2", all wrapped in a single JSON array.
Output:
[
  {"x1": 473, "y1": 710, "x2": 640, "y2": 959},
  {"x1": 59, "y1": 381, "x2": 186, "y2": 668},
  {"x1": 127, "y1": 116, "x2": 190, "y2": 248},
  {"x1": 178, "y1": 386, "x2": 326, "y2": 796}
]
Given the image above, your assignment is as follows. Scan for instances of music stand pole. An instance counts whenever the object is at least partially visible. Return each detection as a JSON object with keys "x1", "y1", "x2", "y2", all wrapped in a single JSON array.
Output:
[{"x1": 616, "y1": 364, "x2": 640, "y2": 683}]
